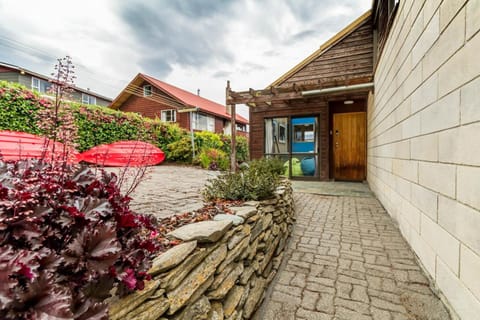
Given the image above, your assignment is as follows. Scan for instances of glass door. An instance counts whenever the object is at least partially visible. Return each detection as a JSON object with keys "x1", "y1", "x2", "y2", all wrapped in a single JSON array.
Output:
[
  {"x1": 264, "y1": 116, "x2": 319, "y2": 179},
  {"x1": 290, "y1": 116, "x2": 318, "y2": 178}
]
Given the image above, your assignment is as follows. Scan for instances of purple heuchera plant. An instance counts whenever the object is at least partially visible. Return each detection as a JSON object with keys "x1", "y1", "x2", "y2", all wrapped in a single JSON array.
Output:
[{"x1": 0, "y1": 159, "x2": 159, "y2": 319}]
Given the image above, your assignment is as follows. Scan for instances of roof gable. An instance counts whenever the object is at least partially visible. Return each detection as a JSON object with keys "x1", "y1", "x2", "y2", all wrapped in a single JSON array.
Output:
[{"x1": 270, "y1": 10, "x2": 372, "y2": 88}]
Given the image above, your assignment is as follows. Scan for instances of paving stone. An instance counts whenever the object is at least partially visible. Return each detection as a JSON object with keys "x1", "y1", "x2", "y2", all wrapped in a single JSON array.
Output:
[
  {"x1": 254, "y1": 192, "x2": 451, "y2": 320},
  {"x1": 301, "y1": 290, "x2": 319, "y2": 310},
  {"x1": 296, "y1": 308, "x2": 333, "y2": 320}
]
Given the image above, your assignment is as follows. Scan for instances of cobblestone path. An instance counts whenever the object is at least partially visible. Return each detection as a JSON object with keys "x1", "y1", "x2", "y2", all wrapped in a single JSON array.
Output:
[
  {"x1": 110, "y1": 165, "x2": 215, "y2": 219},
  {"x1": 255, "y1": 193, "x2": 451, "y2": 320}
]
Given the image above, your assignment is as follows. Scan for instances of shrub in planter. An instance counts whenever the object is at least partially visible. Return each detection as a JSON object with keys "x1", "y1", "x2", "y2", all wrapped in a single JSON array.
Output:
[
  {"x1": 203, "y1": 158, "x2": 282, "y2": 201},
  {"x1": 0, "y1": 160, "x2": 158, "y2": 319},
  {"x1": 198, "y1": 148, "x2": 229, "y2": 171}
]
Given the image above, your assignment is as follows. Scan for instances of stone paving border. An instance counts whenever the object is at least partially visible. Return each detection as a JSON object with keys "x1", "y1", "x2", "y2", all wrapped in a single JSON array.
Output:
[{"x1": 254, "y1": 193, "x2": 451, "y2": 320}]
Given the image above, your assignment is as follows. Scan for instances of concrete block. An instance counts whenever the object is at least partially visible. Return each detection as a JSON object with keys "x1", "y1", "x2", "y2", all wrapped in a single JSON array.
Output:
[
  {"x1": 411, "y1": 183, "x2": 438, "y2": 221},
  {"x1": 410, "y1": 228, "x2": 436, "y2": 277},
  {"x1": 466, "y1": 0, "x2": 480, "y2": 39},
  {"x1": 438, "y1": 196, "x2": 480, "y2": 254},
  {"x1": 439, "y1": 0, "x2": 467, "y2": 31},
  {"x1": 457, "y1": 166, "x2": 480, "y2": 210},
  {"x1": 423, "y1": 0, "x2": 442, "y2": 27},
  {"x1": 411, "y1": 73, "x2": 438, "y2": 114},
  {"x1": 393, "y1": 159, "x2": 418, "y2": 182},
  {"x1": 439, "y1": 123, "x2": 480, "y2": 166},
  {"x1": 421, "y1": 214, "x2": 460, "y2": 274},
  {"x1": 436, "y1": 257, "x2": 480, "y2": 320},
  {"x1": 394, "y1": 140, "x2": 411, "y2": 159},
  {"x1": 402, "y1": 113, "x2": 421, "y2": 139},
  {"x1": 411, "y1": 133, "x2": 438, "y2": 162},
  {"x1": 412, "y1": 11, "x2": 440, "y2": 66},
  {"x1": 420, "y1": 90, "x2": 460, "y2": 135},
  {"x1": 438, "y1": 31, "x2": 480, "y2": 96},
  {"x1": 395, "y1": 97, "x2": 411, "y2": 123},
  {"x1": 401, "y1": 199, "x2": 421, "y2": 233},
  {"x1": 461, "y1": 76, "x2": 480, "y2": 125},
  {"x1": 418, "y1": 162, "x2": 456, "y2": 197},
  {"x1": 460, "y1": 245, "x2": 480, "y2": 301},
  {"x1": 396, "y1": 176, "x2": 412, "y2": 201},
  {"x1": 423, "y1": 5, "x2": 465, "y2": 80},
  {"x1": 402, "y1": 63, "x2": 423, "y2": 98}
]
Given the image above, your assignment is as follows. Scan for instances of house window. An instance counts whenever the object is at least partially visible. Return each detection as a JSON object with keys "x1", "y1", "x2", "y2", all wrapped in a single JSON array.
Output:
[
  {"x1": 264, "y1": 118, "x2": 288, "y2": 154},
  {"x1": 143, "y1": 85, "x2": 152, "y2": 96},
  {"x1": 31, "y1": 77, "x2": 40, "y2": 91},
  {"x1": 278, "y1": 124, "x2": 286, "y2": 143},
  {"x1": 82, "y1": 93, "x2": 96, "y2": 105},
  {"x1": 161, "y1": 109, "x2": 176, "y2": 122},
  {"x1": 192, "y1": 112, "x2": 215, "y2": 132}
]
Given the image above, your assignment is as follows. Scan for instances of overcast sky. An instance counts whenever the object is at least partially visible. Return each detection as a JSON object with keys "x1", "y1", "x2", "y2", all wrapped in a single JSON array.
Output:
[{"x1": 0, "y1": 0, "x2": 371, "y2": 118}]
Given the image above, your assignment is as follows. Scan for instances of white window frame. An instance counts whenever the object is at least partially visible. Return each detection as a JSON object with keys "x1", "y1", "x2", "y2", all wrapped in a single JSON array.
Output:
[
  {"x1": 143, "y1": 85, "x2": 152, "y2": 96},
  {"x1": 192, "y1": 112, "x2": 215, "y2": 132},
  {"x1": 82, "y1": 93, "x2": 96, "y2": 105},
  {"x1": 161, "y1": 109, "x2": 176, "y2": 122},
  {"x1": 31, "y1": 77, "x2": 40, "y2": 91}
]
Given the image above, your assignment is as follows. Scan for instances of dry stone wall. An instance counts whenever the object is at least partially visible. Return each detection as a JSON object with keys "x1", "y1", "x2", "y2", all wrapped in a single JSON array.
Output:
[{"x1": 109, "y1": 180, "x2": 295, "y2": 320}]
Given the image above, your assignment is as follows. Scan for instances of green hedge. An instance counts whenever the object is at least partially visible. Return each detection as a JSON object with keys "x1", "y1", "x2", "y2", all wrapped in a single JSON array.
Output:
[{"x1": 0, "y1": 81, "x2": 249, "y2": 165}]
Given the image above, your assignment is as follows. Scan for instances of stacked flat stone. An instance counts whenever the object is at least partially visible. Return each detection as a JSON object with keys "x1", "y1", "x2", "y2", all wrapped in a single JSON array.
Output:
[{"x1": 109, "y1": 179, "x2": 295, "y2": 320}]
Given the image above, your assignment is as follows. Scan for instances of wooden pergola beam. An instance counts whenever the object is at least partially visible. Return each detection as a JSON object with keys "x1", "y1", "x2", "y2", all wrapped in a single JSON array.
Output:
[{"x1": 226, "y1": 76, "x2": 373, "y2": 106}]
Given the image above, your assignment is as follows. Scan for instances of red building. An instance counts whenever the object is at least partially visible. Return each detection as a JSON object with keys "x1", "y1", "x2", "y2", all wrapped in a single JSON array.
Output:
[{"x1": 110, "y1": 73, "x2": 248, "y2": 135}]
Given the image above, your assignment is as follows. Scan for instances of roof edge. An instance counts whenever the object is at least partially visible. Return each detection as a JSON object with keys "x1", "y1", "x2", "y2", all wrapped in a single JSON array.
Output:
[
  {"x1": 269, "y1": 10, "x2": 372, "y2": 88},
  {"x1": 0, "y1": 61, "x2": 113, "y2": 101},
  {"x1": 109, "y1": 73, "x2": 143, "y2": 109}
]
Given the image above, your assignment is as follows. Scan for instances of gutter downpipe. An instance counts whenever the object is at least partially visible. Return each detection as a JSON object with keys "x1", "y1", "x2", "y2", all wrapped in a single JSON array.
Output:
[{"x1": 301, "y1": 82, "x2": 374, "y2": 97}]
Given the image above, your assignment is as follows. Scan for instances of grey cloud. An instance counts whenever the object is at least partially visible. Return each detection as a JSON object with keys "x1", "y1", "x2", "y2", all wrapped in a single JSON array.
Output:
[
  {"x1": 212, "y1": 70, "x2": 232, "y2": 78},
  {"x1": 284, "y1": 29, "x2": 317, "y2": 45},
  {"x1": 263, "y1": 50, "x2": 280, "y2": 57},
  {"x1": 119, "y1": 1, "x2": 236, "y2": 78}
]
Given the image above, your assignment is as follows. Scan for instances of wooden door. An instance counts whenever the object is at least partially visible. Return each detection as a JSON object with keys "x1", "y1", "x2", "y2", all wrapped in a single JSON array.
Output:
[{"x1": 333, "y1": 112, "x2": 366, "y2": 181}]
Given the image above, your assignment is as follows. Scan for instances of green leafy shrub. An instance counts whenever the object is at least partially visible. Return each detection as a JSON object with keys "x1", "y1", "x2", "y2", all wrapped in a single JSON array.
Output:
[
  {"x1": 0, "y1": 81, "x2": 45, "y2": 135},
  {"x1": 195, "y1": 131, "x2": 224, "y2": 150},
  {"x1": 220, "y1": 135, "x2": 249, "y2": 162},
  {"x1": 203, "y1": 158, "x2": 282, "y2": 200},
  {"x1": 167, "y1": 135, "x2": 194, "y2": 162},
  {"x1": 198, "y1": 148, "x2": 229, "y2": 171}
]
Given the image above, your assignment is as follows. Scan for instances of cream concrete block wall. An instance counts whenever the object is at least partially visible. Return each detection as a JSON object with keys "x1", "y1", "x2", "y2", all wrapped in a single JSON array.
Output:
[{"x1": 367, "y1": 0, "x2": 480, "y2": 319}]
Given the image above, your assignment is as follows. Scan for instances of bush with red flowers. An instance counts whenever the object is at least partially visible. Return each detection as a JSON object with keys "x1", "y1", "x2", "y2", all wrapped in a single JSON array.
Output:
[{"x1": 0, "y1": 159, "x2": 159, "y2": 319}]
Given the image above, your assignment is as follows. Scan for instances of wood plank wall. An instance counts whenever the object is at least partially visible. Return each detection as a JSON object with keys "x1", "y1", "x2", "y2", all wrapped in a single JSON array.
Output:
[{"x1": 278, "y1": 16, "x2": 373, "y2": 88}]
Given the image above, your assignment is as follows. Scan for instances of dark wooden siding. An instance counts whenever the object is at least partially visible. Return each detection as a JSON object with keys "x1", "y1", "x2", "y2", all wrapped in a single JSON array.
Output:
[
  {"x1": 278, "y1": 17, "x2": 373, "y2": 88},
  {"x1": 250, "y1": 98, "x2": 329, "y2": 180}
]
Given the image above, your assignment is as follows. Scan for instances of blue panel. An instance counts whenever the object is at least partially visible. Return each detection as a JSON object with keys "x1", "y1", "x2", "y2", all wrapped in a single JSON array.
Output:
[{"x1": 291, "y1": 117, "x2": 315, "y2": 153}]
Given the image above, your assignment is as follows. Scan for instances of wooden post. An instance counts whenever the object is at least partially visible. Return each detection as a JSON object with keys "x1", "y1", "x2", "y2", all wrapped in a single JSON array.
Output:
[{"x1": 227, "y1": 80, "x2": 236, "y2": 172}]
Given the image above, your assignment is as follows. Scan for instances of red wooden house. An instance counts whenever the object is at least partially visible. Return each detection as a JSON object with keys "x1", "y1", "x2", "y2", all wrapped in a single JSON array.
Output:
[{"x1": 110, "y1": 73, "x2": 248, "y2": 135}]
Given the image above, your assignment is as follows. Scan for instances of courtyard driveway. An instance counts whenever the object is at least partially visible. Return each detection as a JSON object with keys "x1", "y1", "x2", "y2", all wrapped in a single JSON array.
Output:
[{"x1": 109, "y1": 165, "x2": 215, "y2": 219}]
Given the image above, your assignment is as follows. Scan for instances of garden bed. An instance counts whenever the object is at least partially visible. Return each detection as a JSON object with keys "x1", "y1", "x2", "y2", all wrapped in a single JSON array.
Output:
[{"x1": 109, "y1": 179, "x2": 295, "y2": 319}]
